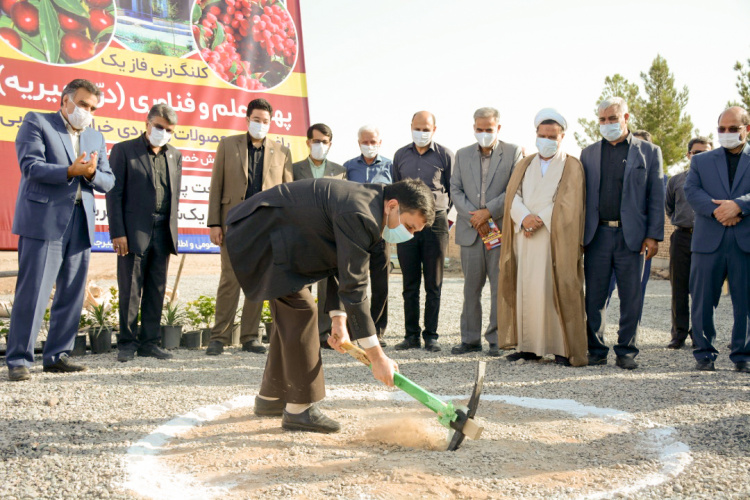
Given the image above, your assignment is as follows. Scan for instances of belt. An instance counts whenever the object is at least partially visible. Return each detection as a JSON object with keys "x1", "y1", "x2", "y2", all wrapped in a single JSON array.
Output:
[
  {"x1": 676, "y1": 226, "x2": 693, "y2": 234},
  {"x1": 599, "y1": 220, "x2": 621, "y2": 227},
  {"x1": 152, "y1": 213, "x2": 169, "y2": 223}
]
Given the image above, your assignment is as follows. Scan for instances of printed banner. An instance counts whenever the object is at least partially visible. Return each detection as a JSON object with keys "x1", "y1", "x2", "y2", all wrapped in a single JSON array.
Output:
[{"x1": 0, "y1": 0, "x2": 309, "y2": 252}]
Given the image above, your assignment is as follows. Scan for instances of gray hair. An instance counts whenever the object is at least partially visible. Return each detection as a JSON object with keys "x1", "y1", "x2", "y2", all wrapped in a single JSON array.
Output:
[
  {"x1": 148, "y1": 103, "x2": 178, "y2": 125},
  {"x1": 60, "y1": 79, "x2": 102, "y2": 107},
  {"x1": 598, "y1": 96, "x2": 629, "y2": 116},
  {"x1": 473, "y1": 107, "x2": 500, "y2": 122},
  {"x1": 357, "y1": 124, "x2": 380, "y2": 140}
]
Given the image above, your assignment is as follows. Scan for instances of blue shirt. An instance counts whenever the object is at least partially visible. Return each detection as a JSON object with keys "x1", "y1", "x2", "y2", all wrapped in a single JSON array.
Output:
[{"x1": 343, "y1": 154, "x2": 393, "y2": 184}]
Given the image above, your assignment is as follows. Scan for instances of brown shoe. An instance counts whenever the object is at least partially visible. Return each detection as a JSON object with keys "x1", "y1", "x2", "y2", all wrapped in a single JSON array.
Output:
[
  {"x1": 242, "y1": 339, "x2": 267, "y2": 354},
  {"x1": 8, "y1": 366, "x2": 31, "y2": 381},
  {"x1": 43, "y1": 355, "x2": 87, "y2": 373}
]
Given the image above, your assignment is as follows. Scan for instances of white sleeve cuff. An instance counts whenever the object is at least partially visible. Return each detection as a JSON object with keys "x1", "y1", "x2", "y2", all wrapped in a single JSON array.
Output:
[
  {"x1": 357, "y1": 335, "x2": 380, "y2": 349},
  {"x1": 329, "y1": 310, "x2": 347, "y2": 318}
]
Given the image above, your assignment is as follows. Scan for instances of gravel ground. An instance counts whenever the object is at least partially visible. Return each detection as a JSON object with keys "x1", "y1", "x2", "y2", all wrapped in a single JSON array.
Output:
[{"x1": 1, "y1": 272, "x2": 749, "y2": 499}]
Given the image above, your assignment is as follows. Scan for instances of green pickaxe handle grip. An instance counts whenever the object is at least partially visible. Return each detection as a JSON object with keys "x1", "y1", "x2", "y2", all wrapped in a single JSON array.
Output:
[{"x1": 341, "y1": 341, "x2": 457, "y2": 427}]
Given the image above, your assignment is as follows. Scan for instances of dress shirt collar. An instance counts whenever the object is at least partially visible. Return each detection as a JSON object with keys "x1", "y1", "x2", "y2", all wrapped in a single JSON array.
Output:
[
  {"x1": 142, "y1": 132, "x2": 166, "y2": 155},
  {"x1": 409, "y1": 141, "x2": 435, "y2": 154},
  {"x1": 308, "y1": 156, "x2": 326, "y2": 171},
  {"x1": 359, "y1": 154, "x2": 382, "y2": 165},
  {"x1": 247, "y1": 133, "x2": 266, "y2": 150},
  {"x1": 602, "y1": 131, "x2": 632, "y2": 147}
]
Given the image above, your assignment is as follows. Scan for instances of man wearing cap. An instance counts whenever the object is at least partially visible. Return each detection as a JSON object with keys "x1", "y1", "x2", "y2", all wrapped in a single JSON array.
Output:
[
  {"x1": 497, "y1": 109, "x2": 587, "y2": 366},
  {"x1": 450, "y1": 107, "x2": 521, "y2": 357}
]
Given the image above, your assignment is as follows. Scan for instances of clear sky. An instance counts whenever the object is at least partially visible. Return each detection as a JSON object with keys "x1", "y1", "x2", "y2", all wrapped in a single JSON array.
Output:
[{"x1": 298, "y1": 0, "x2": 750, "y2": 166}]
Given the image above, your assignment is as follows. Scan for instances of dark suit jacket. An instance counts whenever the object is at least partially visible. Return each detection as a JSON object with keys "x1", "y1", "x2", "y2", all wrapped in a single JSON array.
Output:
[
  {"x1": 684, "y1": 144, "x2": 750, "y2": 254},
  {"x1": 581, "y1": 135, "x2": 664, "y2": 252},
  {"x1": 292, "y1": 158, "x2": 346, "y2": 180},
  {"x1": 224, "y1": 178, "x2": 385, "y2": 340},
  {"x1": 13, "y1": 112, "x2": 114, "y2": 244},
  {"x1": 106, "y1": 135, "x2": 182, "y2": 254}
]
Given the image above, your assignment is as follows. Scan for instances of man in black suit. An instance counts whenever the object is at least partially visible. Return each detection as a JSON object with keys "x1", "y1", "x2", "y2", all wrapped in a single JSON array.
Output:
[
  {"x1": 106, "y1": 104, "x2": 182, "y2": 362},
  {"x1": 225, "y1": 178, "x2": 434, "y2": 433}
]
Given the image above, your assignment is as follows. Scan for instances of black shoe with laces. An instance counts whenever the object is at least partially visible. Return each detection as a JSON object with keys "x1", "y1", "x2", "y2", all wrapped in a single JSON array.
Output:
[
  {"x1": 242, "y1": 339, "x2": 267, "y2": 354},
  {"x1": 451, "y1": 342, "x2": 482, "y2": 355},
  {"x1": 137, "y1": 344, "x2": 174, "y2": 360},
  {"x1": 205, "y1": 340, "x2": 224, "y2": 356},
  {"x1": 282, "y1": 405, "x2": 341, "y2": 433},
  {"x1": 394, "y1": 338, "x2": 421, "y2": 350},
  {"x1": 506, "y1": 351, "x2": 541, "y2": 362}
]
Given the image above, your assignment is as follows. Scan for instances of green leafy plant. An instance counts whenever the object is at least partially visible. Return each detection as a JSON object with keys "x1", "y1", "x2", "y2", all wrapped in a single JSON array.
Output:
[
  {"x1": 0, "y1": 318, "x2": 9, "y2": 340},
  {"x1": 186, "y1": 295, "x2": 216, "y2": 329},
  {"x1": 79, "y1": 312, "x2": 93, "y2": 331},
  {"x1": 261, "y1": 300, "x2": 272, "y2": 324},
  {"x1": 162, "y1": 301, "x2": 187, "y2": 326},
  {"x1": 42, "y1": 307, "x2": 51, "y2": 334}
]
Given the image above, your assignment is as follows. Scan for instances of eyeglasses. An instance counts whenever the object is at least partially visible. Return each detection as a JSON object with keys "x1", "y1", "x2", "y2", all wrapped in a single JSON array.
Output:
[
  {"x1": 717, "y1": 126, "x2": 746, "y2": 134},
  {"x1": 311, "y1": 139, "x2": 330, "y2": 145},
  {"x1": 151, "y1": 123, "x2": 175, "y2": 134}
]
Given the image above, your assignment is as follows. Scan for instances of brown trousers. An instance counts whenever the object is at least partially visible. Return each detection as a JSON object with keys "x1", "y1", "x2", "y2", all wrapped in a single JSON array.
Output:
[
  {"x1": 260, "y1": 288, "x2": 325, "y2": 404},
  {"x1": 210, "y1": 242, "x2": 262, "y2": 345}
]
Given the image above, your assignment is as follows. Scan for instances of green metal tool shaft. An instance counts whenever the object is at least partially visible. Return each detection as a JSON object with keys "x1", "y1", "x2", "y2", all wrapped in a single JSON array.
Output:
[{"x1": 393, "y1": 372, "x2": 449, "y2": 416}]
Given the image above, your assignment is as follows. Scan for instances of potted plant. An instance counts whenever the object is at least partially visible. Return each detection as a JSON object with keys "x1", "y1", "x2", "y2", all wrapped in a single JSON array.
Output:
[
  {"x1": 261, "y1": 300, "x2": 273, "y2": 343},
  {"x1": 161, "y1": 300, "x2": 186, "y2": 349},
  {"x1": 87, "y1": 287, "x2": 118, "y2": 354},
  {"x1": 71, "y1": 312, "x2": 92, "y2": 356},
  {"x1": 186, "y1": 295, "x2": 216, "y2": 347}
]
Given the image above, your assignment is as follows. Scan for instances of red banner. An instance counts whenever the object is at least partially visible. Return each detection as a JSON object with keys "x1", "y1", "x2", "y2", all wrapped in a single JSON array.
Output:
[{"x1": 0, "y1": 0, "x2": 309, "y2": 252}]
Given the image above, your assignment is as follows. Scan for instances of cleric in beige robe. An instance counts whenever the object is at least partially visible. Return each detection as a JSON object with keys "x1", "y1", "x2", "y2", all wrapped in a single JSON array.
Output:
[{"x1": 497, "y1": 109, "x2": 587, "y2": 367}]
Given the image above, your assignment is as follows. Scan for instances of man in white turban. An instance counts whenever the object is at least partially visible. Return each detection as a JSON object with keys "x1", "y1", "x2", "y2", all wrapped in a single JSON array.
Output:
[{"x1": 497, "y1": 108, "x2": 588, "y2": 366}]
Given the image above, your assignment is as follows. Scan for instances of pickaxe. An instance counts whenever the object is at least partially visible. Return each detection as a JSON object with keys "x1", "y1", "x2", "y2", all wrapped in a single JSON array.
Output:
[{"x1": 341, "y1": 341, "x2": 486, "y2": 451}]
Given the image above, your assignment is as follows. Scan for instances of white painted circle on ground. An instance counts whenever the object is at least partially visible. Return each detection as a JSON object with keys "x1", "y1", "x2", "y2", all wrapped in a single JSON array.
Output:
[{"x1": 123, "y1": 390, "x2": 691, "y2": 499}]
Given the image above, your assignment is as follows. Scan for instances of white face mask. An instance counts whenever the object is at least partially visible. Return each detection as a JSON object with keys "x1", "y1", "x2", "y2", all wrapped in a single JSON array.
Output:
[
  {"x1": 412, "y1": 130, "x2": 432, "y2": 148},
  {"x1": 600, "y1": 122, "x2": 623, "y2": 142},
  {"x1": 718, "y1": 132, "x2": 746, "y2": 150},
  {"x1": 360, "y1": 144, "x2": 380, "y2": 159},
  {"x1": 474, "y1": 132, "x2": 497, "y2": 148},
  {"x1": 310, "y1": 142, "x2": 329, "y2": 161},
  {"x1": 248, "y1": 120, "x2": 270, "y2": 140},
  {"x1": 66, "y1": 101, "x2": 92, "y2": 130},
  {"x1": 536, "y1": 137, "x2": 559, "y2": 158},
  {"x1": 148, "y1": 126, "x2": 172, "y2": 148}
]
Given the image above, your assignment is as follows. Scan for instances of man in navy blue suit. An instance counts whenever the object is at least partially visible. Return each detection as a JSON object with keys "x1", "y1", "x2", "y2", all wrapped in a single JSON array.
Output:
[
  {"x1": 5, "y1": 79, "x2": 115, "y2": 381},
  {"x1": 581, "y1": 97, "x2": 664, "y2": 370},
  {"x1": 684, "y1": 106, "x2": 750, "y2": 373}
]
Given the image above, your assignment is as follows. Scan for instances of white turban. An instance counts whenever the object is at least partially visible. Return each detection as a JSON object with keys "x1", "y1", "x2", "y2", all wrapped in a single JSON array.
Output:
[{"x1": 534, "y1": 108, "x2": 567, "y2": 131}]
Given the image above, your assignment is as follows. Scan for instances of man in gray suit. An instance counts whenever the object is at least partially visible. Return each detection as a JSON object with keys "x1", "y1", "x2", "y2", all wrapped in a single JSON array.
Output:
[
  {"x1": 106, "y1": 104, "x2": 183, "y2": 362},
  {"x1": 450, "y1": 107, "x2": 521, "y2": 357},
  {"x1": 6, "y1": 79, "x2": 115, "y2": 381},
  {"x1": 582, "y1": 97, "x2": 664, "y2": 370},
  {"x1": 225, "y1": 178, "x2": 433, "y2": 433},
  {"x1": 292, "y1": 123, "x2": 346, "y2": 348}
]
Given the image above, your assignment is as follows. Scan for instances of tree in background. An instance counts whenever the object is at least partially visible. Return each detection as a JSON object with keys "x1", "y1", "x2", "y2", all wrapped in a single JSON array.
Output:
[
  {"x1": 575, "y1": 74, "x2": 641, "y2": 149},
  {"x1": 730, "y1": 58, "x2": 750, "y2": 110},
  {"x1": 576, "y1": 55, "x2": 693, "y2": 172},
  {"x1": 637, "y1": 55, "x2": 693, "y2": 171}
]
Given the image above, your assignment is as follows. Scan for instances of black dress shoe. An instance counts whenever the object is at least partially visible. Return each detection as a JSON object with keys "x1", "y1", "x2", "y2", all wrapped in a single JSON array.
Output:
[
  {"x1": 137, "y1": 345, "x2": 174, "y2": 360},
  {"x1": 282, "y1": 405, "x2": 341, "y2": 434},
  {"x1": 615, "y1": 356, "x2": 638, "y2": 370},
  {"x1": 394, "y1": 339, "x2": 421, "y2": 350},
  {"x1": 506, "y1": 351, "x2": 541, "y2": 362},
  {"x1": 8, "y1": 366, "x2": 31, "y2": 381},
  {"x1": 667, "y1": 339, "x2": 685, "y2": 349},
  {"x1": 451, "y1": 342, "x2": 482, "y2": 355},
  {"x1": 734, "y1": 361, "x2": 749, "y2": 373},
  {"x1": 378, "y1": 336, "x2": 387, "y2": 348},
  {"x1": 487, "y1": 344, "x2": 500, "y2": 357},
  {"x1": 117, "y1": 347, "x2": 136, "y2": 362},
  {"x1": 254, "y1": 396, "x2": 285, "y2": 416},
  {"x1": 588, "y1": 355, "x2": 607, "y2": 366},
  {"x1": 555, "y1": 355, "x2": 571, "y2": 366},
  {"x1": 424, "y1": 340, "x2": 441, "y2": 352},
  {"x1": 205, "y1": 340, "x2": 224, "y2": 356},
  {"x1": 242, "y1": 339, "x2": 267, "y2": 354},
  {"x1": 695, "y1": 359, "x2": 715, "y2": 371},
  {"x1": 43, "y1": 354, "x2": 87, "y2": 373}
]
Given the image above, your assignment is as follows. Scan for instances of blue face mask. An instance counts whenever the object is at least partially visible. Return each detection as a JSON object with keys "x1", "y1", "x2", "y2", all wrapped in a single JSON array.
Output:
[{"x1": 382, "y1": 207, "x2": 413, "y2": 244}]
